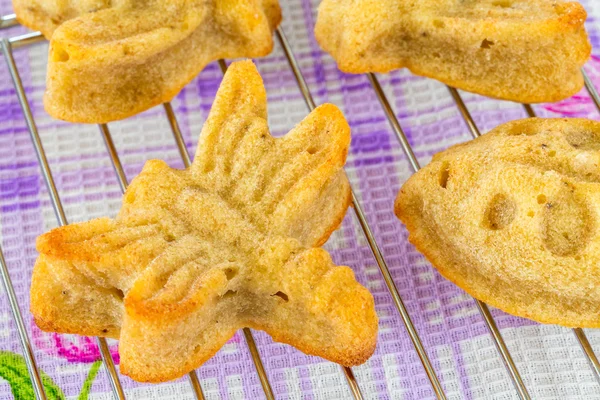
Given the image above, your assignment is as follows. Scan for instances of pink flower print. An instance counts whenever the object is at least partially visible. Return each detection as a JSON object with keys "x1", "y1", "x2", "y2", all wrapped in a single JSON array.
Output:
[
  {"x1": 31, "y1": 320, "x2": 119, "y2": 364},
  {"x1": 543, "y1": 55, "x2": 600, "y2": 117}
]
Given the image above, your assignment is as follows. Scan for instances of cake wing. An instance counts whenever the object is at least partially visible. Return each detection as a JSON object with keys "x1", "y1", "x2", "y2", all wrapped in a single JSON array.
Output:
[
  {"x1": 192, "y1": 61, "x2": 352, "y2": 247},
  {"x1": 315, "y1": 0, "x2": 590, "y2": 103},
  {"x1": 30, "y1": 217, "x2": 163, "y2": 339},
  {"x1": 395, "y1": 118, "x2": 600, "y2": 327},
  {"x1": 254, "y1": 247, "x2": 378, "y2": 368}
]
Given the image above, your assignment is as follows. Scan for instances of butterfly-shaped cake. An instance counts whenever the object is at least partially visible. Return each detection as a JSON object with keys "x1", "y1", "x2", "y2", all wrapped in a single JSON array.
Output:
[
  {"x1": 30, "y1": 61, "x2": 378, "y2": 383},
  {"x1": 315, "y1": 0, "x2": 591, "y2": 103},
  {"x1": 396, "y1": 118, "x2": 600, "y2": 328},
  {"x1": 13, "y1": 0, "x2": 281, "y2": 123}
]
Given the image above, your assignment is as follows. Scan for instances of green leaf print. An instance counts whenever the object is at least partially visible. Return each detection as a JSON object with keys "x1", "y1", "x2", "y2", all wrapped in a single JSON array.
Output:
[
  {"x1": 77, "y1": 361, "x2": 101, "y2": 400},
  {"x1": 0, "y1": 351, "x2": 103, "y2": 400},
  {"x1": 0, "y1": 351, "x2": 65, "y2": 399}
]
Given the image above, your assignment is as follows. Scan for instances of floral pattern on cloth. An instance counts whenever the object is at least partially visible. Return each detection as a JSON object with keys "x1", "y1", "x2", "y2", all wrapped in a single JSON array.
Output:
[
  {"x1": 31, "y1": 321, "x2": 120, "y2": 364},
  {"x1": 0, "y1": 351, "x2": 100, "y2": 399}
]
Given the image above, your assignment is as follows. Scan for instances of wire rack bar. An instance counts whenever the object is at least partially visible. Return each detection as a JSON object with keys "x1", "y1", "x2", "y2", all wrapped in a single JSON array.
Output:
[
  {"x1": 447, "y1": 87, "x2": 481, "y2": 136},
  {"x1": 473, "y1": 300, "x2": 530, "y2": 400},
  {"x1": 268, "y1": 31, "x2": 368, "y2": 399},
  {"x1": 340, "y1": 365, "x2": 364, "y2": 400},
  {"x1": 574, "y1": 328, "x2": 600, "y2": 383},
  {"x1": 0, "y1": 24, "x2": 49, "y2": 400},
  {"x1": 0, "y1": 245, "x2": 47, "y2": 400},
  {"x1": 523, "y1": 104, "x2": 536, "y2": 118},
  {"x1": 99, "y1": 124, "x2": 128, "y2": 192},
  {"x1": 163, "y1": 102, "x2": 191, "y2": 165},
  {"x1": 366, "y1": 74, "x2": 421, "y2": 172},
  {"x1": 240, "y1": 328, "x2": 275, "y2": 400},
  {"x1": 368, "y1": 72, "x2": 532, "y2": 400},
  {"x1": 0, "y1": 13, "x2": 16, "y2": 29},
  {"x1": 448, "y1": 83, "x2": 600, "y2": 393},
  {"x1": 98, "y1": 123, "x2": 206, "y2": 400},
  {"x1": 9, "y1": 31, "x2": 43, "y2": 48},
  {"x1": 449, "y1": 85, "x2": 533, "y2": 399},
  {"x1": 187, "y1": 372, "x2": 205, "y2": 400},
  {"x1": 1, "y1": 37, "x2": 127, "y2": 400},
  {"x1": 584, "y1": 68, "x2": 600, "y2": 114},
  {"x1": 275, "y1": 27, "x2": 445, "y2": 400}
]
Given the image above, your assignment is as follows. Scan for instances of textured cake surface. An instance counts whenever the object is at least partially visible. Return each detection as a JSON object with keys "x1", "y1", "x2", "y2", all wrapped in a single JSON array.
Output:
[
  {"x1": 30, "y1": 61, "x2": 378, "y2": 382},
  {"x1": 395, "y1": 118, "x2": 600, "y2": 328},
  {"x1": 315, "y1": 0, "x2": 591, "y2": 103},
  {"x1": 13, "y1": 0, "x2": 281, "y2": 123}
]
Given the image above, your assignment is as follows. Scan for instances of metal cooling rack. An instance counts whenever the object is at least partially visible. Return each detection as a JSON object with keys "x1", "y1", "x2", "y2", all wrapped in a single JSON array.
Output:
[{"x1": 1, "y1": 10, "x2": 600, "y2": 400}]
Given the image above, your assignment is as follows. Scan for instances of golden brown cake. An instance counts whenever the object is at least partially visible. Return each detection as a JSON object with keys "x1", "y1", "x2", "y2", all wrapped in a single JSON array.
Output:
[
  {"x1": 395, "y1": 118, "x2": 600, "y2": 328},
  {"x1": 12, "y1": 0, "x2": 281, "y2": 123},
  {"x1": 30, "y1": 61, "x2": 378, "y2": 382},
  {"x1": 315, "y1": 0, "x2": 591, "y2": 103}
]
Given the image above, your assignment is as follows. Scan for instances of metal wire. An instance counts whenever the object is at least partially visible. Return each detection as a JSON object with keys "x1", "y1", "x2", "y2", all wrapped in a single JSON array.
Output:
[
  {"x1": 98, "y1": 123, "x2": 206, "y2": 400},
  {"x1": 99, "y1": 124, "x2": 128, "y2": 193},
  {"x1": 520, "y1": 93, "x2": 600, "y2": 386},
  {"x1": 0, "y1": 246, "x2": 47, "y2": 400},
  {"x1": 583, "y1": 68, "x2": 600, "y2": 114},
  {"x1": 1, "y1": 37, "x2": 127, "y2": 400},
  {"x1": 9, "y1": 31, "x2": 44, "y2": 48},
  {"x1": 474, "y1": 301, "x2": 531, "y2": 400},
  {"x1": 0, "y1": 48, "x2": 46, "y2": 400},
  {"x1": 341, "y1": 365, "x2": 365, "y2": 400},
  {"x1": 187, "y1": 372, "x2": 206, "y2": 400},
  {"x1": 445, "y1": 86, "x2": 531, "y2": 399},
  {"x1": 522, "y1": 104, "x2": 536, "y2": 118},
  {"x1": 163, "y1": 102, "x2": 192, "y2": 166},
  {"x1": 447, "y1": 87, "x2": 481, "y2": 137},
  {"x1": 574, "y1": 328, "x2": 600, "y2": 384},
  {"x1": 366, "y1": 74, "x2": 421, "y2": 172},
  {"x1": 368, "y1": 71, "x2": 533, "y2": 400},
  {"x1": 275, "y1": 27, "x2": 446, "y2": 400},
  {"x1": 0, "y1": 13, "x2": 17, "y2": 29},
  {"x1": 241, "y1": 329, "x2": 275, "y2": 400}
]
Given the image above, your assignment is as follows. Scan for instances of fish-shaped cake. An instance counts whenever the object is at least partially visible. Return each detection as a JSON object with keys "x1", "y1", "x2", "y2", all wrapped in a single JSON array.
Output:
[{"x1": 396, "y1": 118, "x2": 600, "y2": 327}]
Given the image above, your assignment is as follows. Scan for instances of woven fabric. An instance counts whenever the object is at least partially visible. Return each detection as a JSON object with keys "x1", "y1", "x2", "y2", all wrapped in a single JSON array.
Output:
[{"x1": 0, "y1": 1, "x2": 599, "y2": 399}]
